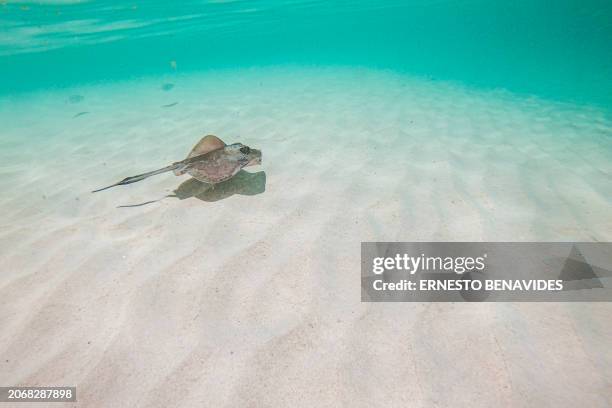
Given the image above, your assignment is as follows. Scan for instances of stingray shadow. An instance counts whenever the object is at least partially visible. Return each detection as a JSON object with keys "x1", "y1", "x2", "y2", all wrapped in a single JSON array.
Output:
[
  {"x1": 118, "y1": 170, "x2": 266, "y2": 207},
  {"x1": 174, "y1": 170, "x2": 266, "y2": 202},
  {"x1": 117, "y1": 170, "x2": 266, "y2": 208}
]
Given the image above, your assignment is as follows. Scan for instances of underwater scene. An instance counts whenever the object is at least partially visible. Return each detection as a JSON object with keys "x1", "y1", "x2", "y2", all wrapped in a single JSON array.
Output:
[{"x1": 1, "y1": 1, "x2": 611, "y2": 407}]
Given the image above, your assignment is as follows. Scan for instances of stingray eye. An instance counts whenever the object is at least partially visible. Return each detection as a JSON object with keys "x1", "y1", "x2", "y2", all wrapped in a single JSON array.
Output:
[{"x1": 239, "y1": 146, "x2": 250, "y2": 154}]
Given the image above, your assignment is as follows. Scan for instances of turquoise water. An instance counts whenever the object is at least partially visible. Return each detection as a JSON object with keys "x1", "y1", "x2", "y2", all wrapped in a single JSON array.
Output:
[
  {"x1": 1, "y1": 0, "x2": 611, "y2": 107},
  {"x1": 2, "y1": 3, "x2": 612, "y2": 405}
]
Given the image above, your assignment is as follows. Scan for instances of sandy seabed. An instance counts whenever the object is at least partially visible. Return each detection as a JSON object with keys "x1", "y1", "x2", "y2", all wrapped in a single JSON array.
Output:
[{"x1": 0, "y1": 67, "x2": 611, "y2": 407}]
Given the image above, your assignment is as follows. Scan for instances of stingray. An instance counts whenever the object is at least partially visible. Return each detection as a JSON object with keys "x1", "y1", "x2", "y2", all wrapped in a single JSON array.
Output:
[{"x1": 92, "y1": 135, "x2": 262, "y2": 193}]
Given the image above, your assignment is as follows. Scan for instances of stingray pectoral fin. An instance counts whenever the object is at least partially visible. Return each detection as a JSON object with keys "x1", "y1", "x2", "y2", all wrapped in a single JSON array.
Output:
[
  {"x1": 187, "y1": 135, "x2": 226, "y2": 159},
  {"x1": 92, "y1": 163, "x2": 181, "y2": 193}
]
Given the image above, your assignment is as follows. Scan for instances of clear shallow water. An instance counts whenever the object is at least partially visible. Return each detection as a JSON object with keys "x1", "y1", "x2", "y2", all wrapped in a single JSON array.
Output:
[
  {"x1": 1, "y1": 67, "x2": 611, "y2": 407},
  {"x1": 2, "y1": 4, "x2": 612, "y2": 406},
  {"x1": 1, "y1": 0, "x2": 611, "y2": 107},
  {"x1": 0, "y1": 1, "x2": 610, "y2": 232},
  {"x1": 1, "y1": 67, "x2": 610, "y2": 240}
]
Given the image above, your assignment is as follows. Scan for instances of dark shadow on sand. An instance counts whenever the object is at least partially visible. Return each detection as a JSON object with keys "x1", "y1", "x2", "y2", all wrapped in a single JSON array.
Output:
[
  {"x1": 118, "y1": 170, "x2": 266, "y2": 207},
  {"x1": 174, "y1": 170, "x2": 266, "y2": 202}
]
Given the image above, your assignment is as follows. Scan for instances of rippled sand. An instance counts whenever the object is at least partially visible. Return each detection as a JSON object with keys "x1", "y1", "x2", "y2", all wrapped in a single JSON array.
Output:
[{"x1": 0, "y1": 67, "x2": 611, "y2": 407}]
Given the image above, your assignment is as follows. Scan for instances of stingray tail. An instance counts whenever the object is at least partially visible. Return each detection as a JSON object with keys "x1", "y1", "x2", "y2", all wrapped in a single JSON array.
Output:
[{"x1": 92, "y1": 163, "x2": 181, "y2": 193}]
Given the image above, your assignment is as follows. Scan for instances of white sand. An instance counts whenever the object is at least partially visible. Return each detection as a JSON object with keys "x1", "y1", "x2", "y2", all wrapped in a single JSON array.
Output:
[{"x1": 0, "y1": 67, "x2": 611, "y2": 407}]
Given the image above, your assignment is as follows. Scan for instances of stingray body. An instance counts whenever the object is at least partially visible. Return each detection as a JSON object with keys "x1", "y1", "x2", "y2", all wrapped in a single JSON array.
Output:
[{"x1": 93, "y1": 135, "x2": 262, "y2": 192}]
